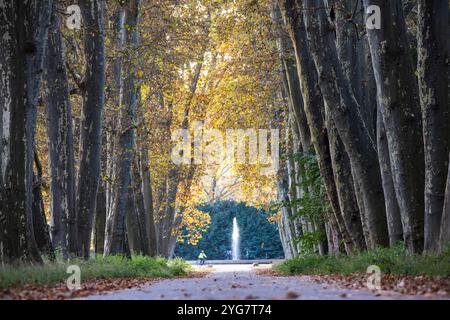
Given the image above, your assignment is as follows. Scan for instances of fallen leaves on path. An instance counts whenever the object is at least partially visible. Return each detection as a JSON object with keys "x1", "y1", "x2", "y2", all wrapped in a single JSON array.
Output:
[
  {"x1": 254, "y1": 268, "x2": 288, "y2": 277},
  {"x1": 0, "y1": 277, "x2": 159, "y2": 300},
  {"x1": 285, "y1": 291, "x2": 300, "y2": 299},
  {"x1": 304, "y1": 273, "x2": 450, "y2": 297},
  {"x1": 0, "y1": 271, "x2": 210, "y2": 300},
  {"x1": 255, "y1": 268, "x2": 450, "y2": 298}
]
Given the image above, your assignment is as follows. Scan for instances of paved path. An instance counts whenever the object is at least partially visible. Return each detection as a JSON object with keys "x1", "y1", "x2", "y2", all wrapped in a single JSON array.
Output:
[{"x1": 82, "y1": 264, "x2": 429, "y2": 300}]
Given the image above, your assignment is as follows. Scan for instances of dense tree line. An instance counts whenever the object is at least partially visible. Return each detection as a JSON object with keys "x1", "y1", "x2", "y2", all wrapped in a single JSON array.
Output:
[
  {"x1": 275, "y1": 0, "x2": 449, "y2": 257},
  {"x1": 0, "y1": 0, "x2": 448, "y2": 265},
  {"x1": 0, "y1": 0, "x2": 193, "y2": 262},
  {"x1": 0, "y1": 0, "x2": 280, "y2": 263}
]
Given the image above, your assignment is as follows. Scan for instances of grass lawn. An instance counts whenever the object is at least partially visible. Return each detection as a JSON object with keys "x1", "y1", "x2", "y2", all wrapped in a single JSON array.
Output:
[
  {"x1": 276, "y1": 244, "x2": 450, "y2": 277},
  {"x1": 0, "y1": 255, "x2": 191, "y2": 290}
]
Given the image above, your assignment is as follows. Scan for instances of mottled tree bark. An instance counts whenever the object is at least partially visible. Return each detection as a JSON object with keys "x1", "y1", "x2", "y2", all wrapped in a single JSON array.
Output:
[
  {"x1": 334, "y1": 0, "x2": 363, "y2": 103},
  {"x1": 167, "y1": 213, "x2": 183, "y2": 258},
  {"x1": 132, "y1": 153, "x2": 150, "y2": 255},
  {"x1": 303, "y1": 0, "x2": 389, "y2": 248},
  {"x1": 283, "y1": 60, "x2": 314, "y2": 252},
  {"x1": 94, "y1": 181, "x2": 106, "y2": 255},
  {"x1": 334, "y1": 1, "x2": 378, "y2": 248},
  {"x1": 326, "y1": 112, "x2": 366, "y2": 252},
  {"x1": 363, "y1": 0, "x2": 425, "y2": 253},
  {"x1": 138, "y1": 125, "x2": 157, "y2": 256},
  {"x1": 325, "y1": 221, "x2": 341, "y2": 254},
  {"x1": 377, "y1": 108, "x2": 403, "y2": 245},
  {"x1": 275, "y1": 90, "x2": 298, "y2": 258},
  {"x1": 43, "y1": 6, "x2": 77, "y2": 258},
  {"x1": 104, "y1": 0, "x2": 141, "y2": 256},
  {"x1": 32, "y1": 154, "x2": 54, "y2": 259},
  {"x1": 286, "y1": 115, "x2": 303, "y2": 253},
  {"x1": 334, "y1": 0, "x2": 376, "y2": 138},
  {"x1": 278, "y1": 218, "x2": 290, "y2": 258},
  {"x1": 277, "y1": 0, "x2": 346, "y2": 254},
  {"x1": 316, "y1": 220, "x2": 328, "y2": 255},
  {"x1": 275, "y1": 14, "x2": 311, "y2": 150},
  {"x1": 125, "y1": 176, "x2": 144, "y2": 255},
  {"x1": 361, "y1": 36, "x2": 378, "y2": 140},
  {"x1": 277, "y1": 162, "x2": 299, "y2": 258},
  {"x1": 104, "y1": 7, "x2": 125, "y2": 256},
  {"x1": 77, "y1": 0, "x2": 106, "y2": 258},
  {"x1": 278, "y1": 44, "x2": 302, "y2": 243},
  {"x1": 439, "y1": 159, "x2": 450, "y2": 252},
  {"x1": 159, "y1": 170, "x2": 180, "y2": 257},
  {"x1": 0, "y1": 0, "x2": 53, "y2": 263},
  {"x1": 417, "y1": 0, "x2": 450, "y2": 253},
  {"x1": 32, "y1": 173, "x2": 53, "y2": 259}
]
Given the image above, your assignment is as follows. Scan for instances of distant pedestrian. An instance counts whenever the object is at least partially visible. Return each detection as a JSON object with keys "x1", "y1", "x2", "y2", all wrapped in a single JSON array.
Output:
[{"x1": 198, "y1": 250, "x2": 207, "y2": 265}]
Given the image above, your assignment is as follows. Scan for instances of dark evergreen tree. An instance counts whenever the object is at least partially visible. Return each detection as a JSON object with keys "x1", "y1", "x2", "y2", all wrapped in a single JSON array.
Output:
[{"x1": 175, "y1": 201, "x2": 284, "y2": 260}]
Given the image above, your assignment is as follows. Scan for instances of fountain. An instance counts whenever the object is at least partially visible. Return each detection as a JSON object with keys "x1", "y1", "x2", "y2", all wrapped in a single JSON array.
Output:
[{"x1": 231, "y1": 217, "x2": 240, "y2": 260}]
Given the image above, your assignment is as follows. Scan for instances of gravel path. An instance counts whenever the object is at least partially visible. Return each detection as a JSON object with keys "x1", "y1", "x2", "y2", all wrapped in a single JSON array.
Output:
[{"x1": 82, "y1": 264, "x2": 429, "y2": 300}]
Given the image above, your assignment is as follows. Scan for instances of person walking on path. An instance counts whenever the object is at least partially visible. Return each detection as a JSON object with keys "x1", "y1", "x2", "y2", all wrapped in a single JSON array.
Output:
[{"x1": 198, "y1": 250, "x2": 207, "y2": 266}]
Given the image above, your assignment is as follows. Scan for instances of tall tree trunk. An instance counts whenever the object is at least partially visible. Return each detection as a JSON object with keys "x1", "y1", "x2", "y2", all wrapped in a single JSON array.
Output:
[
  {"x1": 32, "y1": 154, "x2": 54, "y2": 259},
  {"x1": 334, "y1": 0, "x2": 363, "y2": 103},
  {"x1": 104, "y1": 0, "x2": 141, "y2": 256},
  {"x1": 316, "y1": 220, "x2": 328, "y2": 255},
  {"x1": 417, "y1": 0, "x2": 450, "y2": 253},
  {"x1": 125, "y1": 175, "x2": 143, "y2": 255},
  {"x1": 104, "y1": 6, "x2": 124, "y2": 254},
  {"x1": 325, "y1": 221, "x2": 341, "y2": 254},
  {"x1": 277, "y1": 163, "x2": 299, "y2": 258},
  {"x1": 276, "y1": 90, "x2": 298, "y2": 258},
  {"x1": 303, "y1": 0, "x2": 389, "y2": 248},
  {"x1": 159, "y1": 171, "x2": 179, "y2": 257},
  {"x1": 377, "y1": 108, "x2": 403, "y2": 245},
  {"x1": 326, "y1": 112, "x2": 366, "y2": 252},
  {"x1": 363, "y1": 0, "x2": 425, "y2": 253},
  {"x1": 0, "y1": 0, "x2": 53, "y2": 263},
  {"x1": 43, "y1": 6, "x2": 77, "y2": 258},
  {"x1": 334, "y1": 1, "x2": 378, "y2": 248},
  {"x1": 138, "y1": 126, "x2": 157, "y2": 256},
  {"x1": 439, "y1": 158, "x2": 450, "y2": 252},
  {"x1": 277, "y1": 0, "x2": 346, "y2": 253},
  {"x1": 286, "y1": 116, "x2": 303, "y2": 253},
  {"x1": 361, "y1": 35, "x2": 378, "y2": 140},
  {"x1": 355, "y1": 34, "x2": 381, "y2": 248},
  {"x1": 167, "y1": 213, "x2": 183, "y2": 258},
  {"x1": 132, "y1": 153, "x2": 150, "y2": 255},
  {"x1": 77, "y1": 0, "x2": 106, "y2": 258},
  {"x1": 278, "y1": 41, "x2": 303, "y2": 249},
  {"x1": 335, "y1": 0, "x2": 376, "y2": 138},
  {"x1": 277, "y1": 219, "x2": 290, "y2": 258},
  {"x1": 94, "y1": 181, "x2": 106, "y2": 255},
  {"x1": 276, "y1": 19, "x2": 311, "y2": 150}
]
